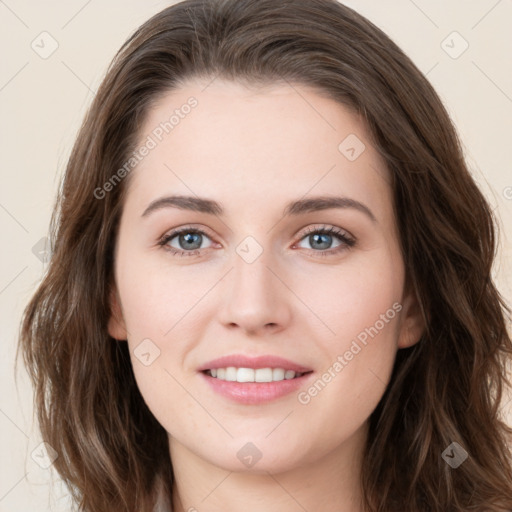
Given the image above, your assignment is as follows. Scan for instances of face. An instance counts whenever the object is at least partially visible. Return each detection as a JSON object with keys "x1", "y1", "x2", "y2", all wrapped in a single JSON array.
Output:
[{"x1": 107, "y1": 78, "x2": 423, "y2": 474}]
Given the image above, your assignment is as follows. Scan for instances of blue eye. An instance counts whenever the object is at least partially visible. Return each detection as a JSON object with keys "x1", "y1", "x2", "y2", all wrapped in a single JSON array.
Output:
[
  {"x1": 158, "y1": 224, "x2": 355, "y2": 258},
  {"x1": 295, "y1": 225, "x2": 355, "y2": 257},
  {"x1": 159, "y1": 227, "x2": 213, "y2": 257}
]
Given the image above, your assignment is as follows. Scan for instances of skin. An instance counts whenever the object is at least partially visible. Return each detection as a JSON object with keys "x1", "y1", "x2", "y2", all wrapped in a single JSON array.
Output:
[{"x1": 107, "y1": 78, "x2": 424, "y2": 512}]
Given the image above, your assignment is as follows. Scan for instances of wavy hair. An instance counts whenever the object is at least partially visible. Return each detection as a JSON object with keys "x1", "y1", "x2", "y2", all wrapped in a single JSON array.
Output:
[{"x1": 17, "y1": 0, "x2": 512, "y2": 510}]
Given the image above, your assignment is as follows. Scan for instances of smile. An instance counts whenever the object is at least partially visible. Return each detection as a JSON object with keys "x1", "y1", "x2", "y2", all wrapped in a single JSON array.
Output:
[{"x1": 200, "y1": 369, "x2": 314, "y2": 405}]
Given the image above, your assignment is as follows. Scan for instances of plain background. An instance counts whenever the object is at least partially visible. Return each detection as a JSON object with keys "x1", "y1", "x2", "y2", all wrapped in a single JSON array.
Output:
[{"x1": 1, "y1": 1, "x2": 511, "y2": 510}]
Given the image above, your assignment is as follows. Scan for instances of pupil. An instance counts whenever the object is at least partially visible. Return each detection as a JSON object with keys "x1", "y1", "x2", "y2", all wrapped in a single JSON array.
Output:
[
  {"x1": 311, "y1": 233, "x2": 331, "y2": 250},
  {"x1": 181, "y1": 232, "x2": 201, "y2": 249}
]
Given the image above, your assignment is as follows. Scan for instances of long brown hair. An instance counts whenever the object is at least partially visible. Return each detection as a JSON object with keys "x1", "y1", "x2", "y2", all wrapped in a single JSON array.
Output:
[{"x1": 17, "y1": 0, "x2": 512, "y2": 510}]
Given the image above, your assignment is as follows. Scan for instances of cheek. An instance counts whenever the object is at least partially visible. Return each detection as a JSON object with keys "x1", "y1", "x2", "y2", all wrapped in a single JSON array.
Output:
[
  {"x1": 115, "y1": 254, "x2": 215, "y2": 421},
  {"x1": 294, "y1": 249, "x2": 403, "y2": 349},
  {"x1": 117, "y1": 250, "x2": 212, "y2": 337},
  {"x1": 292, "y1": 251, "x2": 403, "y2": 418}
]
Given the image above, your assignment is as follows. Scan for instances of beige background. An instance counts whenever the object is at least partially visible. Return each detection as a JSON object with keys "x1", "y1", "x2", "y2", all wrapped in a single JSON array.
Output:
[{"x1": 1, "y1": 1, "x2": 511, "y2": 510}]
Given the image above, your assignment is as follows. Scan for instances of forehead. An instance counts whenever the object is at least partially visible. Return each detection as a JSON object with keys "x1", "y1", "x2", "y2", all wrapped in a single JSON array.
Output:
[{"x1": 124, "y1": 78, "x2": 391, "y2": 219}]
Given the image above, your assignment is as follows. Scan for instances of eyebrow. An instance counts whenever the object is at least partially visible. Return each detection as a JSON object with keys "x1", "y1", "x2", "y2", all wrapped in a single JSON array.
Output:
[{"x1": 141, "y1": 194, "x2": 376, "y2": 222}]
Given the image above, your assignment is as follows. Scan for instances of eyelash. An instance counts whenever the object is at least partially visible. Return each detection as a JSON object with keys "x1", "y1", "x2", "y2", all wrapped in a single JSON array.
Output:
[{"x1": 157, "y1": 224, "x2": 356, "y2": 258}]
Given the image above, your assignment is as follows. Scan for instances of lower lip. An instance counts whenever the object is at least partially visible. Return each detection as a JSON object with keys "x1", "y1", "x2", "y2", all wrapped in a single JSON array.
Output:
[{"x1": 199, "y1": 371, "x2": 314, "y2": 405}]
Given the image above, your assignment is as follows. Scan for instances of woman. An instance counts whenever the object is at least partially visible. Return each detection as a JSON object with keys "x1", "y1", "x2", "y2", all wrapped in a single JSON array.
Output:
[{"x1": 18, "y1": 0, "x2": 512, "y2": 510}]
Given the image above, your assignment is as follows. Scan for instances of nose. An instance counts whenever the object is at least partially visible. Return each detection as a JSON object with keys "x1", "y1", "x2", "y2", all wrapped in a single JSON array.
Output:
[{"x1": 217, "y1": 247, "x2": 292, "y2": 336}]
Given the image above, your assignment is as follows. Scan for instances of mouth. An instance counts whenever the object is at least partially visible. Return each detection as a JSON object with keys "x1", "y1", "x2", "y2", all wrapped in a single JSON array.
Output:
[
  {"x1": 199, "y1": 366, "x2": 315, "y2": 405},
  {"x1": 197, "y1": 354, "x2": 314, "y2": 404}
]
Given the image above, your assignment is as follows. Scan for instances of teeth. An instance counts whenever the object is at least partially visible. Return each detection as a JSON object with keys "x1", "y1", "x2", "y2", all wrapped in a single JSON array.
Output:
[
  {"x1": 284, "y1": 370, "x2": 296, "y2": 380},
  {"x1": 272, "y1": 368, "x2": 285, "y2": 381},
  {"x1": 226, "y1": 367, "x2": 237, "y2": 381},
  {"x1": 207, "y1": 367, "x2": 305, "y2": 382}
]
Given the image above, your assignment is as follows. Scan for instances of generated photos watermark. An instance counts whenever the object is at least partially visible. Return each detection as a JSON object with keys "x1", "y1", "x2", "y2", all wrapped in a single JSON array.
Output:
[
  {"x1": 298, "y1": 301, "x2": 403, "y2": 405},
  {"x1": 93, "y1": 96, "x2": 198, "y2": 200}
]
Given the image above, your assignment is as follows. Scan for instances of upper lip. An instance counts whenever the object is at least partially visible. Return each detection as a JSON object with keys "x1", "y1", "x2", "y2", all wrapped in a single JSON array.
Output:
[{"x1": 198, "y1": 354, "x2": 313, "y2": 373}]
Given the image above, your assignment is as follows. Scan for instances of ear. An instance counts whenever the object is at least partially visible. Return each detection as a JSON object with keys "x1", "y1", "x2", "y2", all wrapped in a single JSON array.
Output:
[
  {"x1": 397, "y1": 285, "x2": 425, "y2": 349},
  {"x1": 107, "y1": 285, "x2": 128, "y2": 341}
]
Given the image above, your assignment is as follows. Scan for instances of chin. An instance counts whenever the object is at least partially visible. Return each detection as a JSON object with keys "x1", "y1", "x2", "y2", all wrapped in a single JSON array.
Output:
[{"x1": 204, "y1": 438, "x2": 308, "y2": 475}]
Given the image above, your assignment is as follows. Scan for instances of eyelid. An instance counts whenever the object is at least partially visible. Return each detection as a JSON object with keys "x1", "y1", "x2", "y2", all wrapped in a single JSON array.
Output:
[
  {"x1": 159, "y1": 223, "x2": 216, "y2": 240},
  {"x1": 295, "y1": 224, "x2": 355, "y2": 243}
]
